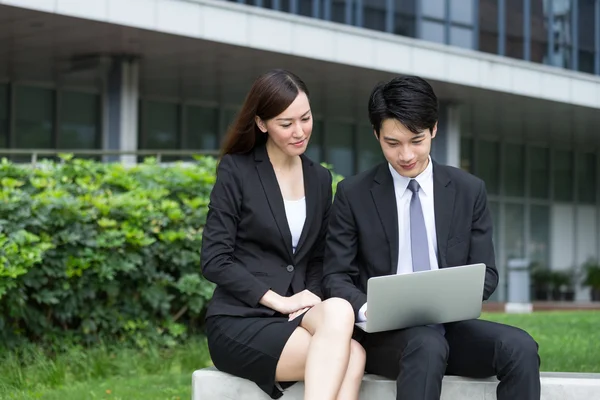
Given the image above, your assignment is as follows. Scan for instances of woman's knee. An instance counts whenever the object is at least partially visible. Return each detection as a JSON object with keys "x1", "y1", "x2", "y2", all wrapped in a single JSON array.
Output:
[
  {"x1": 322, "y1": 297, "x2": 355, "y2": 324},
  {"x1": 312, "y1": 297, "x2": 355, "y2": 335},
  {"x1": 302, "y1": 297, "x2": 355, "y2": 336}
]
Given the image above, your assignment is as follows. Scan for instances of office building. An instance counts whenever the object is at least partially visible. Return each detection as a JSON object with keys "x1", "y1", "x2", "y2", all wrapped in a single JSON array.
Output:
[{"x1": 1, "y1": 0, "x2": 600, "y2": 302}]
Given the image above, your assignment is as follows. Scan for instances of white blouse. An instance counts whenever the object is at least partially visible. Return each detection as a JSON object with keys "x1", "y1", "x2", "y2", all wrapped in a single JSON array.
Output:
[{"x1": 284, "y1": 197, "x2": 306, "y2": 253}]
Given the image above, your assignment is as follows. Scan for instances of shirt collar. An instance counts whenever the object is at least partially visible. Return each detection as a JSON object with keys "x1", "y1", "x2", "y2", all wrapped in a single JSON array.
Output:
[{"x1": 388, "y1": 156, "x2": 434, "y2": 196}]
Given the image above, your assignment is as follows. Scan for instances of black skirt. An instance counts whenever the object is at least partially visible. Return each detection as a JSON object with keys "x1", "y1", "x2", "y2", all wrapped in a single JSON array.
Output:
[{"x1": 205, "y1": 312, "x2": 307, "y2": 399}]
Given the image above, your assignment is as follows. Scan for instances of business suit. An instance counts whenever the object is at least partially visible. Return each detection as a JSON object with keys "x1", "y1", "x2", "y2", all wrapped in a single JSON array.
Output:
[
  {"x1": 322, "y1": 160, "x2": 541, "y2": 400},
  {"x1": 201, "y1": 143, "x2": 332, "y2": 399}
]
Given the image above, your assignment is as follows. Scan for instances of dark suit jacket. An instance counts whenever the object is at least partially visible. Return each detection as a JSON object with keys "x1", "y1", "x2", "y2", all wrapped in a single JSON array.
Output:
[
  {"x1": 322, "y1": 160, "x2": 499, "y2": 317},
  {"x1": 201, "y1": 144, "x2": 333, "y2": 319}
]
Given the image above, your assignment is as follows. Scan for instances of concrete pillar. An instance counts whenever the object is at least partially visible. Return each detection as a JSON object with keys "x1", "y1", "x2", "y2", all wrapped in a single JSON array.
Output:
[
  {"x1": 104, "y1": 56, "x2": 139, "y2": 164},
  {"x1": 432, "y1": 102, "x2": 461, "y2": 168}
]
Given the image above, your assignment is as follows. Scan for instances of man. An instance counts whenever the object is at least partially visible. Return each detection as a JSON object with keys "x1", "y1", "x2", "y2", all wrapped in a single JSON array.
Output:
[{"x1": 322, "y1": 76, "x2": 541, "y2": 400}]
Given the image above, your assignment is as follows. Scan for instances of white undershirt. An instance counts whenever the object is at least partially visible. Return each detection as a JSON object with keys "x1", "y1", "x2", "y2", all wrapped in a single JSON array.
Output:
[
  {"x1": 284, "y1": 197, "x2": 306, "y2": 253},
  {"x1": 358, "y1": 157, "x2": 439, "y2": 321}
]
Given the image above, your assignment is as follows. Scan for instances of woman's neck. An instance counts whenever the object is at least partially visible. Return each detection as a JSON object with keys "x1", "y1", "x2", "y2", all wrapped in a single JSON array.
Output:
[{"x1": 266, "y1": 139, "x2": 299, "y2": 171}]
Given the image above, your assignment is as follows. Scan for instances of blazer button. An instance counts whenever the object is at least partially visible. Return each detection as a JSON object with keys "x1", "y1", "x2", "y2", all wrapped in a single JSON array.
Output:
[{"x1": 286, "y1": 265, "x2": 294, "y2": 272}]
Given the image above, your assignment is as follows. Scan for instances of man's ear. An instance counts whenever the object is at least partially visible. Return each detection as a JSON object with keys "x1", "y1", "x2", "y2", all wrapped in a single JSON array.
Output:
[
  {"x1": 373, "y1": 129, "x2": 379, "y2": 141},
  {"x1": 255, "y1": 116, "x2": 267, "y2": 133},
  {"x1": 430, "y1": 122, "x2": 438, "y2": 139}
]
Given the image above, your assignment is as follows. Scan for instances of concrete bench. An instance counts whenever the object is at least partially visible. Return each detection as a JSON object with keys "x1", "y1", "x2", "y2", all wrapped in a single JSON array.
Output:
[{"x1": 192, "y1": 367, "x2": 600, "y2": 399}]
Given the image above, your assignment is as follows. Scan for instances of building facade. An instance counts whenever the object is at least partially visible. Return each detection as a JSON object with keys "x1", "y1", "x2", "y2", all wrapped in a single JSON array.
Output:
[{"x1": 1, "y1": 0, "x2": 600, "y2": 302}]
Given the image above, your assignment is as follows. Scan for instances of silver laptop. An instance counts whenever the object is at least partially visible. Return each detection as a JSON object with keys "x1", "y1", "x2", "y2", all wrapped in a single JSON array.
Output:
[{"x1": 355, "y1": 263, "x2": 486, "y2": 333}]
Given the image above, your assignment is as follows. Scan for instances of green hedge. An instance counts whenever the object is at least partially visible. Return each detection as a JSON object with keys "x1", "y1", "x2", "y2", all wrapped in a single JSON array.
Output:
[{"x1": 0, "y1": 155, "x2": 343, "y2": 350}]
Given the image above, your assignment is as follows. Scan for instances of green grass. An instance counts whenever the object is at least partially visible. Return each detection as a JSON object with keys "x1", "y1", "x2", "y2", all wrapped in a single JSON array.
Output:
[
  {"x1": 1, "y1": 311, "x2": 598, "y2": 400},
  {"x1": 0, "y1": 337, "x2": 212, "y2": 400},
  {"x1": 481, "y1": 311, "x2": 600, "y2": 373},
  {"x1": 3, "y1": 373, "x2": 191, "y2": 400}
]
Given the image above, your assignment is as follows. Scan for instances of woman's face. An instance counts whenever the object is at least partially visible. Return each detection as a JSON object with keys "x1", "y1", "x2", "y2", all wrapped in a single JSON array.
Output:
[{"x1": 256, "y1": 91, "x2": 313, "y2": 158}]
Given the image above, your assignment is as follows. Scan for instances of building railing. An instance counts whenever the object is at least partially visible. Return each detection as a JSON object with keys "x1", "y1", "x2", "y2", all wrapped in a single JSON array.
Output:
[{"x1": 0, "y1": 149, "x2": 220, "y2": 165}]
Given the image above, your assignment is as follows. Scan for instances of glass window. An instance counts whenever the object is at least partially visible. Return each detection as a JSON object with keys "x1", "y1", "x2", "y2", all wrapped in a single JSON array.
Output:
[
  {"x1": 475, "y1": 140, "x2": 500, "y2": 195},
  {"x1": 530, "y1": 205, "x2": 550, "y2": 266},
  {"x1": 503, "y1": 143, "x2": 525, "y2": 197},
  {"x1": 298, "y1": 0, "x2": 312, "y2": 17},
  {"x1": 222, "y1": 108, "x2": 239, "y2": 135},
  {"x1": 489, "y1": 200, "x2": 500, "y2": 251},
  {"x1": 530, "y1": 0, "x2": 549, "y2": 64},
  {"x1": 505, "y1": 0, "x2": 525, "y2": 59},
  {"x1": 324, "y1": 121, "x2": 354, "y2": 177},
  {"x1": 305, "y1": 119, "x2": 324, "y2": 163},
  {"x1": 331, "y1": 0, "x2": 347, "y2": 24},
  {"x1": 364, "y1": 0, "x2": 387, "y2": 31},
  {"x1": 357, "y1": 125, "x2": 383, "y2": 172},
  {"x1": 450, "y1": 26, "x2": 474, "y2": 49},
  {"x1": 450, "y1": 0, "x2": 474, "y2": 25},
  {"x1": 422, "y1": 0, "x2": 445, "y2": 19},
  {"x1": 394, "y1": 0, "x2": 417, "y2": 37},
  {"x1": 15, "y1": 86, "x2": 54, "y2": 149},
  {"x1": 578, "y1": 51, "x2": 595, "y2": 74},
  {"x1": 0, "y1": 84, "x2": 7, "y2": 148},
  {"x1": 422, "y1": 20, "x2": 446, "y2": 44},
  {"x1": 58, "y1": 91, "x2": 99, "y2": 149},
  {"x1": 529, "y1": 147, "x2": 550, "y2": 198},
  {"x1": 479, "y1": 0, "x2": 499, "y2": 54},
  {"x1": 460, "y1": 137, "x2": 473, "y2": 173},
  {"x1": 549, "y1": 0, "x2": 574, "y2": 69},
  {"x1": 141, "y1": 101, "x2": 179, "y2": 149},
  {"x1": 185, "y1": 105, "x2": 219, "y2": 150},
  {"x1": 263, "y1": 0, "x2": 275, "y2": 10},
  {"x1": 553, "y1": 149, "x2": 573, "y2": 201},
  {"x1": 577, "y1": 152, "x2": 596, "y2": 204},
  {"x1": 577, "y1": 0, "x2": 596, "y2": 74},
  {"x1": 505, "y1": 203, "x2": 525, "y2": 260}
]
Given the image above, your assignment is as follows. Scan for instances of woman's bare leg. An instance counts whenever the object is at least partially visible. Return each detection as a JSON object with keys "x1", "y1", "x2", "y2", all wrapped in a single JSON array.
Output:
[
  {"x1": 336, "y1": 339, "x2": 366, "y2": 400},
  {"x1": 275, "y1": 326, "x2": 311, "y2": 381},
  {"x1": 275, "y1": 297, "x2": 357, "y2": 400}
]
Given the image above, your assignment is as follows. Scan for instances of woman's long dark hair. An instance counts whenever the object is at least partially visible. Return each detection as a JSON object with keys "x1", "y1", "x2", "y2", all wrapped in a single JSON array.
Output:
[{"x1": 220, "y1": 69, "x2": 310, "y2": 157}]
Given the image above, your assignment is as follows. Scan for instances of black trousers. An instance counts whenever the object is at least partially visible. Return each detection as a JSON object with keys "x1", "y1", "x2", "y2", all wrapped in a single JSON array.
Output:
[{"x1": 359, "y1": 319, "x2": 541, "y2": 400}]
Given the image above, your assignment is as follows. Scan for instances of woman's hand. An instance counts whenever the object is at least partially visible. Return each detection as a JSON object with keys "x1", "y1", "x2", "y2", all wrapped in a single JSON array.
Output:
[
  {"x1": 288, "y1": 307, "x2": 310, "y2": 321},
  {"x1": 287, "y1": 290, "x2": 321, "y2": 320},
  {"x1": 260, "y1": 289, "x2": 321, "y2": 315},
  {"x1": 287, "y1": 289, "x2": 321, "y2": 312}
]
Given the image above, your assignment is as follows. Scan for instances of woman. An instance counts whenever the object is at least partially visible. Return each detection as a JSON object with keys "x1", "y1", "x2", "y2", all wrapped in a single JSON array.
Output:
[{"x1": 201, "y1": 69, "x2": 365, "y2": 400}]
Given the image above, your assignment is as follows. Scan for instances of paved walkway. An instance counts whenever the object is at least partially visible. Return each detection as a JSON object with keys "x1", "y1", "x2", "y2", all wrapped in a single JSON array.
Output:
[{"x1": 483, "y1": 301, "x2": 600, "y2": 312}]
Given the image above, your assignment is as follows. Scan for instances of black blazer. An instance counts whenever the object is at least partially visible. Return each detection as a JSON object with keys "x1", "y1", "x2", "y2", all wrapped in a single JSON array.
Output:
[
  {"x1": 201, "y1": 144, "x2": 333, "y2": 319},
  {"x1": 322, "y1": 160, "x2": 499, "y2": 316}
]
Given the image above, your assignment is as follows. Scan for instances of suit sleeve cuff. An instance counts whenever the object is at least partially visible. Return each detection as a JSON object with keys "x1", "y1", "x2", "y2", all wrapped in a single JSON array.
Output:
[{"x1": 357, "y1": 302, "x2": 368, "y2": 322}]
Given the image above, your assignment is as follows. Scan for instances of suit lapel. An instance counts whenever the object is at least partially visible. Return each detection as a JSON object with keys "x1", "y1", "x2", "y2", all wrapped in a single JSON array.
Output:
[
  {"x1": 433, "y1": 162, "x2": 455, "y2": 268},
  {"x1": 294, "y1": 155, "x2": 317, "y2": 256},
  {"x1": 370, "y1": 163, "x2": 399, "y2": 274},
  {"x1": 255, "y1": 146, "x2": 294, "y2": 260}
]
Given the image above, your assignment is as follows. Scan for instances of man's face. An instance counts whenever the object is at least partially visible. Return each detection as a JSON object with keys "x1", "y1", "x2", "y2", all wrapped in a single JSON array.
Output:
[{"x1": 377, "y1": 119, "x2": 437, "y2": 178}]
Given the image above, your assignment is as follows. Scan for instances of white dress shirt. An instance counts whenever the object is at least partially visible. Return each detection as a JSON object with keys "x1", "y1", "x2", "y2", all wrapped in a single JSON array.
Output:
[{"x1": 358, "y1": 157, "x2": 439, "y2": 321}]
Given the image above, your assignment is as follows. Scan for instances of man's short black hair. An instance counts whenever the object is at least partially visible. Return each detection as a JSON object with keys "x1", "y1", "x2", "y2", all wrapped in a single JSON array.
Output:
[{"x1": 368, "y1": 76, "x2": 439, "y2": 137}]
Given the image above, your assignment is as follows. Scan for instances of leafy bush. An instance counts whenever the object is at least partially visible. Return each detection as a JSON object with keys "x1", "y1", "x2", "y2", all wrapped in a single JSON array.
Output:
[
  {"x1": 0, "y1": 155, "x2": 344, "y2": 349},
  {"x1": 0, "y1": 156, "x2": 218, "y2": 349}
]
